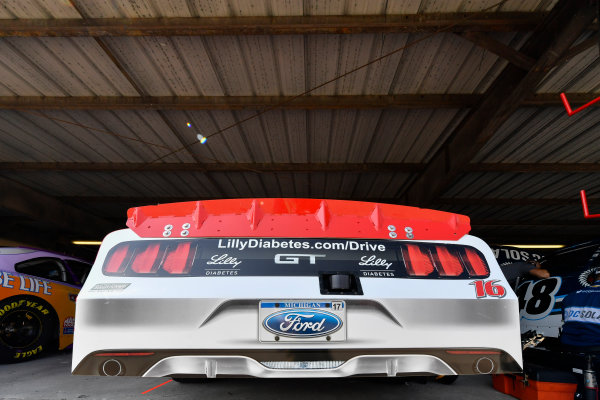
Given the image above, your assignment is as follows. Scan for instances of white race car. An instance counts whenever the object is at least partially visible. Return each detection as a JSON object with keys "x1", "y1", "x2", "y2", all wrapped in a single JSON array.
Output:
[{"x1": 72, "y1": 199, "x2": 522, "y2": 379}]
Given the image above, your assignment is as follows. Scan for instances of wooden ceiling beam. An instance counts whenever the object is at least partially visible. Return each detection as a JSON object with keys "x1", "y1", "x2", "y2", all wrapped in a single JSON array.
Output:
[
  {"x1": 458, "y1": 31, "x2": 536, "y2": 70},
  {"x1": 436, "y1": 198, "x2": 584, "y2": 206},
  {"x1": 403, "y1": 0, "x2": 597, "y2": 206},
  {"x1": 0, "y1": 13, "x2": 547, "y2": 37},
  {"x1": 555, "y1": 32, "x2": 600, "y2": 65},
  {"x1": 2, "y1": 162, "x2": 599, "y2": 173},
  {"x1": 523, "y1": 93, "x2": 600, "y2": 108},
  {"x1": 0, "y1": 93, "x2": 597, "y2": 110},
  {"x1": 58, "y1": 196, "x2": 200, "y2": 204},
  {"x1": 0, "y1": 94, "x2": 479, "y2": 110},
  {"x1": 468, "y1": 162, "x2": 600, "y2": 172},
  {"x1": 54, "y1": 196, "x2": 594, "y2": 208},
  {"x1": 0, "y1": 162, "x2": 424, "y2": 173}
]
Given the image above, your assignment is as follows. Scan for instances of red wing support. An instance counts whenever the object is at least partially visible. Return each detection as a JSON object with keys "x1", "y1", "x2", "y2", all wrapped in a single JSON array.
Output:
[
  {"x1": 561, "y1": 93, "x2": 600, "y2": 117},
  {"x1": 580, "y1": 190, "x2": 600, "y2": 219}
]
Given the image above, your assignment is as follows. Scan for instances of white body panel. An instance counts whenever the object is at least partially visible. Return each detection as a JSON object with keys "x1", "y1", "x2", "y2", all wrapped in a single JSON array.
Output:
[{"x1": 73, "y1": 229, "x2": 522, "y2": 377}]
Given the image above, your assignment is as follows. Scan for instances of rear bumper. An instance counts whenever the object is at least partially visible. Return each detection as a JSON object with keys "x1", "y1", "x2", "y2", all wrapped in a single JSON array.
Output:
[
  {"x1": 73, "y1": 348, "x2": 522, "y2": 377},
  {"x1": 145, "y1": 354, "x2": 455, "y2": 378},
  {"x1": 72, "y1": 294, "x2": 524, "y2": 377}
]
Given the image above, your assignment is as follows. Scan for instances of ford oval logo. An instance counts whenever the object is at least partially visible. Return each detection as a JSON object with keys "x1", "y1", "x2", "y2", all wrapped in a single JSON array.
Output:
[{"x1": 263, "y1": 309, "x2": 342, "y2": 338}]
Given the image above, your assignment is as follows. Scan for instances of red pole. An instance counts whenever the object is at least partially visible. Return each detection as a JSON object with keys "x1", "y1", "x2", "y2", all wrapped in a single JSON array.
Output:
[
  {"x1": 561, "y1": 93, "x2": 573, "y2": 116},
  {"x1": 581, "y1": 190, "x2": 600, "y2": 219},
  {"x1": 562, "y1": 93, "x2": 600, "y2": 117}
]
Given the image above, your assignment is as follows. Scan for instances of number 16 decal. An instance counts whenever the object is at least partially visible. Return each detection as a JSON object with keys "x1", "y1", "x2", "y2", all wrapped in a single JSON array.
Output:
[{"x1": 470, "y1": 280, "x2": 507, "y2": 298}]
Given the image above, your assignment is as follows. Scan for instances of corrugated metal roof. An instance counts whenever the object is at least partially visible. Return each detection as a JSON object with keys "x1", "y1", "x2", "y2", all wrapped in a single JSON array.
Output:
[
  {"x1": 443, "y1": 172, "x2": 600, "y2": 199},
  {"x1": 0, "y1": 108, "x2": 466, "y2": 164},
  {"x1": 0, "y1": 38, "x2": 138, "y2": 96},
  {"x1": 0, "y1": 32, "x2": 524, "y2": 97},
  {"x1": 473, "y1": 107, "x2": 600, "y2": 163},
  {"x1": 0, "y1": 110, "x2": 193, "y2": 163},
  {"x1": 0, "y1": 0, "x2": 597, "y2": 247},
  {"x1": 537, "y1": 32, "x2": 600, "y2": 94},
  {"x1": 0, "y1": 170, "x2": 413, "y2": 200}
]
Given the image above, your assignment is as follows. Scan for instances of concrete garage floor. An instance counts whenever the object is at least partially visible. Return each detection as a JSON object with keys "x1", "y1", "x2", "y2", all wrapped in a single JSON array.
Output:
[{"x1": 0, "y1": 351, "x2": 515, "y2": 400}]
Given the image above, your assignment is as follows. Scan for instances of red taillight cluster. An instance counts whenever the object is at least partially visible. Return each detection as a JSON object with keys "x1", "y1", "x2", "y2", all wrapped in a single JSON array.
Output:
[
  {"x1": 103, "y1": 241, "x2": 195, "y2": 275},
  {"x1": 401, "y1": 244, "x2": 489, "y2": 278},
  {"x1": 102, "y1": 239, "x2": 489, "y2": 279}
]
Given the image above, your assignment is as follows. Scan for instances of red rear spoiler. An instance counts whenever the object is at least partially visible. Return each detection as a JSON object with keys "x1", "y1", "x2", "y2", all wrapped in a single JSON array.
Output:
[{"x1": 126, "y1": 198, "x2": 470, "y2": 241}]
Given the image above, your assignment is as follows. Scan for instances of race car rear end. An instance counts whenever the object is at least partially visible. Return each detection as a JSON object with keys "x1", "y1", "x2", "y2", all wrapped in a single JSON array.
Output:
[{"x1": 72, "y1": 199, "x2": 522, "y2": 378}]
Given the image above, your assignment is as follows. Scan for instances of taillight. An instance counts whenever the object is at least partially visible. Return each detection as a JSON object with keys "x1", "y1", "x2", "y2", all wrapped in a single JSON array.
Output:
[
  {"x1": 463, "y1": 248, "x2": 490, "y2": 276},
  {"x1": 401, "y1": 243, "x2": 489, "y2": 279},
  {"x1": 403, "y1": 244, "x2": 435, "y2": 276},
  {"x1": 163, "y1": 242, "x2": 193, "y2": 274},
  {"x1": 103, "y1": 241, "x2": 195, "y2": 276},
  {"x1": 433, "y1": 246, "x2": 463, "y2": 276},
  {"x1": 104, "y1": 245, "x2": 130, "y2": 273},
  {"x1": 131, "y1": 244, "x2": 161, "y2": 274}
]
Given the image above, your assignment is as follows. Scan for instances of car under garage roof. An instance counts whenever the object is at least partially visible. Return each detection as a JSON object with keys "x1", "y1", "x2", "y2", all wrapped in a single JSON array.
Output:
[{"x1": 0, "y1": 0, "x2": 598, "y2": 256}]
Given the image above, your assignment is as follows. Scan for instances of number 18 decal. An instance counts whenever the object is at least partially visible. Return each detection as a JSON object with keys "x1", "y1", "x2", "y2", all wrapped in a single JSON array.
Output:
[
  {"x1": 516, "y1": 277, "x2": 562, "y2": 320},
  {"x1": 470, "y1": 280, "x2": 506, "y2": 298}
]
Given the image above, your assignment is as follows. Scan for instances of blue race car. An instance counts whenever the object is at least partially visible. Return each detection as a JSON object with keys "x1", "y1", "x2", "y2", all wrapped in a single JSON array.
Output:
[{"x1": 513, "y1": 241, "x2": 600, "y2": 337}]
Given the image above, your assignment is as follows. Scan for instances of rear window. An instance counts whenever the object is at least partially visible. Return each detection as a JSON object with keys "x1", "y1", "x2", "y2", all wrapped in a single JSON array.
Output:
[
  {"x1": 15, "y1": 257, "x2": 70, "y2": 283},
  {"x1": 102, "y1": 238, "x2": 489, "y2": 279}
]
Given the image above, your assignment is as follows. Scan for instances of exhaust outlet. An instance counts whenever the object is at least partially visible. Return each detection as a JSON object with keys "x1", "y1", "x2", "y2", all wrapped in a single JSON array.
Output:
[
  {"x1": 102, "y1": 359, "x2": 123, "y2": 376},
  {"x1": 475, "y1": 357, "x2": 495, "y2": 374}
]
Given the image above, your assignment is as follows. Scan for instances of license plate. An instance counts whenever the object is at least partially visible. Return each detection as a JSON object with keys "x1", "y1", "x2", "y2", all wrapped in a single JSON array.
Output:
[{"x1": 259, "y1": 300, "x2": 346, "y2": 342}]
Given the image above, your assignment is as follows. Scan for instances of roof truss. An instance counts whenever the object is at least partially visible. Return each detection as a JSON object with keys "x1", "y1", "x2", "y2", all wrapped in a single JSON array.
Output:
[
  {"x1": 0, "y1": 93, "x2": 598, "y2": 110},
  {"x1": 403, "y1": 0, "x2": 597, "y2": 206},
  {"x1": 0, "y1": 13, "x2": 546, "y2": 37}
]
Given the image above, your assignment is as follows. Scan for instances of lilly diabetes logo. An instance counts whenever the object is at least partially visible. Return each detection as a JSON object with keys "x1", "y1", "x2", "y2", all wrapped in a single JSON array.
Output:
[{"x1": 263, "y1": 309, "x2": 342, "y2": 338}]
